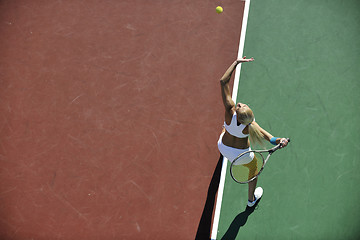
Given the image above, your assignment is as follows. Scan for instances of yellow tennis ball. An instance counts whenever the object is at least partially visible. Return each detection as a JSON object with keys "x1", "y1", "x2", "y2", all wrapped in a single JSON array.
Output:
[{"x1": 216, "y1": 6, "x2": 223, "y2": 14}]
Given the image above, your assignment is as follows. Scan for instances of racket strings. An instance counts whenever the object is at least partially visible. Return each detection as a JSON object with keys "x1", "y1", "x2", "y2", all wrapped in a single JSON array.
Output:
[
  {"x1": 231, "y1": 152, "x2": 264, "y2": 183},
  {"x1": 243, "y1": 157, "x2": 259, "y2": 179}
]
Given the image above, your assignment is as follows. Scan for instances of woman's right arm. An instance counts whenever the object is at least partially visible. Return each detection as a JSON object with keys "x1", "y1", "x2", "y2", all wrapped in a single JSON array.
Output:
[{"x1": 255, "y1": 122, "x2": 289, "y2": 147}]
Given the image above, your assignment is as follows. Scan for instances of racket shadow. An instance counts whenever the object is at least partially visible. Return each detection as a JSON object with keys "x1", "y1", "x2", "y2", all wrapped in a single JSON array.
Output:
[{"x1": 220, "y1": 199, "x2": 262, "y2": 240}]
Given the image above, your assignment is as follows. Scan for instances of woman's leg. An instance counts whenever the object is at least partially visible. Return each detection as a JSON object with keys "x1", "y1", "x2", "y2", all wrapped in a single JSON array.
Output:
[
  {"x1": 243, "y1": 156, "x2": 259, "y2": 202},
  {"x1": 248, "y1": 177, "x2": 257, "y2": 201}
]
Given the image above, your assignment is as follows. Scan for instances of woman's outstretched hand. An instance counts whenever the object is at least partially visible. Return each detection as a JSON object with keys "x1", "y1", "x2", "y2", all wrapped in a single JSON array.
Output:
[
  {"x1": 236, "y1": 56, "x2": 254, "y2": 64},
  {"x1": 279, "y1": 138, "x2": 289, "y2": 148}
]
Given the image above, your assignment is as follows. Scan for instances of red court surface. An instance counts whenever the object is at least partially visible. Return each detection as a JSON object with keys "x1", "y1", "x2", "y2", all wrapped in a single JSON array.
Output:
[{"x1": 0, "y1": 1, "x2": 244, "y2": 239}]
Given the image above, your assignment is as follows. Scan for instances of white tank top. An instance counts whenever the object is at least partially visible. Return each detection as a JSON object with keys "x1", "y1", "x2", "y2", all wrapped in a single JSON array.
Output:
[{"x1": 224, "y1": 112, "x2": 249, "y2": 138}]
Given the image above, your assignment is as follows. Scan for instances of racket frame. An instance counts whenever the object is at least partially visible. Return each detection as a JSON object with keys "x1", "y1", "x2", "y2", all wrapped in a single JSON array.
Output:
[{"x1": 230, "y1": 138, "x2": 290, "y2": 184}]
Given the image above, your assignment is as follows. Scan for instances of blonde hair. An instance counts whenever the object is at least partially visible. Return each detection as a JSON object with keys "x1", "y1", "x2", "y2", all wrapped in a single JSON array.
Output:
[{"x1": 237, "y1": 107, "x2": 265, "y2": 148}]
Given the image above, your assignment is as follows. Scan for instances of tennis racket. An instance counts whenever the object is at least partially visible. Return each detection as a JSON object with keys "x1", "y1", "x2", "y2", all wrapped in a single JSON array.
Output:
[{"x1": 230, "y1": 138, "x2": 290, "y2": 184}]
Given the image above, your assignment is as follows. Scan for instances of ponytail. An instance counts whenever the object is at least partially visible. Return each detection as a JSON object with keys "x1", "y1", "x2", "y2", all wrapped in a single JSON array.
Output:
[
  {"x1": 237, "y1": 106, "x2": 266, "y2": 148},
  {"x1": 248, "y1": 123, "x2": 265, "y2": 148}
]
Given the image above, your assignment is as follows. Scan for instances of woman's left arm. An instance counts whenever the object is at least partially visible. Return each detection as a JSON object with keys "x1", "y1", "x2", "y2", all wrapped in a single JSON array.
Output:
[{"x1": 219, "y1": 57, "x2": 254, "y2": 112}]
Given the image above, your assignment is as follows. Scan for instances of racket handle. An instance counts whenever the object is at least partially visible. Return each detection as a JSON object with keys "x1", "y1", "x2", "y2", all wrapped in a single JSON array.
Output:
[{"x1": 280, "y1": 138, "x2": 290, "y2": 147}]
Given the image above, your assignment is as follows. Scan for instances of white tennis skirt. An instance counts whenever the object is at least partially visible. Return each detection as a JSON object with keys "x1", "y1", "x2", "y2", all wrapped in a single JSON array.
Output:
[{"x1": 217, "y1": 132, "x2": 254, "y2": 165}]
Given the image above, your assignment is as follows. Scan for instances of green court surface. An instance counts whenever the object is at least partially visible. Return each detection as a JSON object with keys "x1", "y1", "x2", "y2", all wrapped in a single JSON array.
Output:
[{"x1": 216, "y1": 0, "x2": 360, "y2": 239}]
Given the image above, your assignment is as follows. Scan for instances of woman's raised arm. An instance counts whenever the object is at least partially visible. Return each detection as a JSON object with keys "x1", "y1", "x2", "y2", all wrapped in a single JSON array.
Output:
[{"x1": 219, "y1": 57, "x2": 254, "y2": 111}]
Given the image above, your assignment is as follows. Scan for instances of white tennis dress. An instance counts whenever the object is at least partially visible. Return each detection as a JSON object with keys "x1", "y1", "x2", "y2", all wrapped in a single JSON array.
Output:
[{"x1": 217, "y1": 112, "x2": 254, "y2": 165}]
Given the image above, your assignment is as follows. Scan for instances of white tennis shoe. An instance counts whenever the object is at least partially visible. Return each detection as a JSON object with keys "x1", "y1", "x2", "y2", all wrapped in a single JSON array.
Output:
[{"x1": 247, "y1": 187, "x2": 263, "y2": 207}]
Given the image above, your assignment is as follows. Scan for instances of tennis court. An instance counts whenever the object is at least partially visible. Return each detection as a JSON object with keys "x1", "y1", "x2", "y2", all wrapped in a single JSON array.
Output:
[
  {"x1": 0, "y1": 0, "x2": 242, "y2": 239},
  {"x1": 212, "y1": 0, "x2": 360, "y2": 239},
  {"x1": 0, "y1": 0, "x2": 359, "y2": 239}
]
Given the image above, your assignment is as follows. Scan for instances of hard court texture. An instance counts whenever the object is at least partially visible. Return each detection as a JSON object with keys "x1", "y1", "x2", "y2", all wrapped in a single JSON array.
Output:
[
  {"x1": 216, "y1": 0, "x2": 360, "y2": 239},
  {"x1": 0, "y1": 0, "x2": 245, "y2": 239}
]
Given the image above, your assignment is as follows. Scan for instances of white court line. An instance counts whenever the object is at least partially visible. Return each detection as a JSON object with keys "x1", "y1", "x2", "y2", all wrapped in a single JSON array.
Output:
[{"x1": 210, "y1": 0, "x2": 251, "y2": 239}]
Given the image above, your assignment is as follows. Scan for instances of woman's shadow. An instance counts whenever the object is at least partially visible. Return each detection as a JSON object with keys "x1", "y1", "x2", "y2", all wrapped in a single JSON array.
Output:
[
  {"x1": 220, "y1": 199, "x2": 261, "y2": 240},
  {"x1": 195, "y1": 154, "x2": 261, "y2": 240},
  {"x1": 195, "y1": 155, "x2": 223, "y2": 240}
]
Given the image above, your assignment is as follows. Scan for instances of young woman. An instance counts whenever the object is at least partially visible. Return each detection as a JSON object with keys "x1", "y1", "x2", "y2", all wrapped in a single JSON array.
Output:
[{"x1": 217, "y1": 57, "x2": 289, "y2": 207}]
